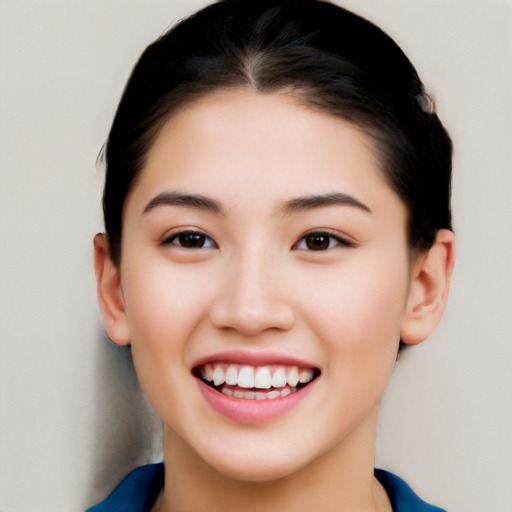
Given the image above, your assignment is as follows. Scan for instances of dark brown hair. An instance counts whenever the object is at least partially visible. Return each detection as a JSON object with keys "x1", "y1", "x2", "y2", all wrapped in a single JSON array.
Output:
[{"x1": 102, "y1": 0, "x2": 452, "y2": 266}]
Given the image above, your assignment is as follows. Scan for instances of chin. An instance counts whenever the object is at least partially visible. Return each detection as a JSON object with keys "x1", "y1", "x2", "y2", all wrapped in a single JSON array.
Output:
[{"x1": 206, "y1": 448, "x2": 304, "y2": 483}]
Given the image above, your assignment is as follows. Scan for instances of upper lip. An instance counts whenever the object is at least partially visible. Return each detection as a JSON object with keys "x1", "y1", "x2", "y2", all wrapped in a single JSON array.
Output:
[{"x1": 191, "y1": 350, "x2": 319, "y2": 370}]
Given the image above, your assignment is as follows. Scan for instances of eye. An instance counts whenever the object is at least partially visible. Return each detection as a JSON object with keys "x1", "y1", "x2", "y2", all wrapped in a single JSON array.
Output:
[
  {"x1": 162, "y1": 231, "x2": 216, "y2": 249},
  {"x1": 293, "y1": 232, "x2": 353, "y2": 251}
]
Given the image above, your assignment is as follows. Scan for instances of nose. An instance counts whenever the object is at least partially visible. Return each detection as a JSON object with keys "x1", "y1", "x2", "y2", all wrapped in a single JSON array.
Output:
[{"x1": 209, "y1": 253, "x2": 295, "y2": 336}]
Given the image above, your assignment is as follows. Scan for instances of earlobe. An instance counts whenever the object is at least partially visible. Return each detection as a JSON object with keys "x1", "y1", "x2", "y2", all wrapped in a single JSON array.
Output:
[
  {"x1": 400, "y1": 229, "x2": 456, "y2": 346},
  {"x1": 93, "y1": 233, "x2": 131, "y2": 346}
]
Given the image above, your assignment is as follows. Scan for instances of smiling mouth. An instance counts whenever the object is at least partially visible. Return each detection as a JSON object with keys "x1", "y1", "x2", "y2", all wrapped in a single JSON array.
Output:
[{"x1": 194, "y1": 363, "x2": 320, "y2": 400}]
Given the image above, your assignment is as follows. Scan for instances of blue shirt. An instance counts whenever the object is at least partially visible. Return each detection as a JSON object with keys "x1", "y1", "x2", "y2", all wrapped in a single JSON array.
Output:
[{"x1": 86, "y1": 463, "x2": 447, "y2": 512}]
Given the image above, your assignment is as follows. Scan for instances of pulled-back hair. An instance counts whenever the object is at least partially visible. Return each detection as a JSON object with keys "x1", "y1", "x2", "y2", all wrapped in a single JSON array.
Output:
[{"x1": 103, "y1": 0, "x2": 452, "y2": 266}]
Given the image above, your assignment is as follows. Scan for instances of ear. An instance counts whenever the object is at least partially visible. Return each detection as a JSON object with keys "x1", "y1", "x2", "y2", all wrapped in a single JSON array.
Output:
[
  {"x1": 93, "y1": 233, "x2": 131, "y2": 346},
  {"x1": 400, "y1": 229, "x2": 456, "y2": 346}
]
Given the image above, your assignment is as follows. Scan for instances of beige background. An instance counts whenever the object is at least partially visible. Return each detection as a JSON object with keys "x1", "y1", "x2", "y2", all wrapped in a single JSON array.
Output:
[{"x1": 1, "y1": 1, "x2": 511, "y2": 511}]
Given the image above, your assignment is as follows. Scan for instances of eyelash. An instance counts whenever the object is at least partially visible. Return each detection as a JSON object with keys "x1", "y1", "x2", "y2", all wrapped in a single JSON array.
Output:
[
  {"x1": 161, "y1": 230, "x2": 354, "y2": 252},
  {"x1": 293, "y1": 231, "x2": 355, "y2": 251},
  {"x1": 161, "y1": 230, "x2": 217, "y2": 249}
]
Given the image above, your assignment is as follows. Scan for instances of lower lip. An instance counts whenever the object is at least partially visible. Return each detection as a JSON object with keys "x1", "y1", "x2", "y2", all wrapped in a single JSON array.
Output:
[{"x1": 196, "y1": 378, "x2": 316, "y2": 424}]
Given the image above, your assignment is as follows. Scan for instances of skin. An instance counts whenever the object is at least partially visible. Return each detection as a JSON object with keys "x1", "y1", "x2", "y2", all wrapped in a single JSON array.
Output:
[{"x1": 94, "y1": 90, "x2": 455, "y2": 512}]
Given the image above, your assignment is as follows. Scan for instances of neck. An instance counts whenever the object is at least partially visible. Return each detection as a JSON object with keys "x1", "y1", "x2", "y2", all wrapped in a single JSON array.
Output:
[{"x1": 156, "y1": 406, "x2": 390, "y2": 512}]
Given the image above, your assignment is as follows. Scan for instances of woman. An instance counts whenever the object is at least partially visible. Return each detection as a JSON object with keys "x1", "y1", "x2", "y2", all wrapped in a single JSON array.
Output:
[{"x1": 89, "y1": 1, "x2": 455, "y2": 510}]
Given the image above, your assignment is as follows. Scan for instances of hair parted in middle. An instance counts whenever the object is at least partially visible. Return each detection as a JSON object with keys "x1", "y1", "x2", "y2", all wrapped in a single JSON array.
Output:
[{"x1": 102, "y1": 0, "x2": 452, "y2": 266}]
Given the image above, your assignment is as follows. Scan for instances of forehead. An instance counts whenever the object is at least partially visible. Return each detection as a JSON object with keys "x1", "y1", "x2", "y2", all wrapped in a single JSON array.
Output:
[{"x1": 126, "y1": 89, "x2": 404, "y2": 220}]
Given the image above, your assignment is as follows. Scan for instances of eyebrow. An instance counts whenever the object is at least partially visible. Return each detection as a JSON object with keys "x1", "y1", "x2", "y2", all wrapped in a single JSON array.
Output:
[
  {"x1": 143, "y1": 191, "x2": 223, "y2": 215},
  {"x1": 280, "y1": 192, "x2": 372, "y2": 214}
]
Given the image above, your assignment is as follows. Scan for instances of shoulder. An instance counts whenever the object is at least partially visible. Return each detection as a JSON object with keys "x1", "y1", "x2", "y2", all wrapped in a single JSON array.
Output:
[
  {"x1": 85, "y1": 462, "x2": 165, "y2": 512},
  {"x1": 375, "y1": 469, "x2": 447, "y2": 512}
]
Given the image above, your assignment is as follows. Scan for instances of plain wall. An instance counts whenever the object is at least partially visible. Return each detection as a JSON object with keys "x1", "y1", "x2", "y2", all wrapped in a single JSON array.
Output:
[{"x1": 0, "y1": 1, "x2": 511, "y2": 511}]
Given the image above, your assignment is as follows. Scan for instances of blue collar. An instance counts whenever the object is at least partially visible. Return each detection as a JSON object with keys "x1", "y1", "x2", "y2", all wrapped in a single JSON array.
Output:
[{"x1": 86, "y1": 463, "x2": 446, "y2": 512}]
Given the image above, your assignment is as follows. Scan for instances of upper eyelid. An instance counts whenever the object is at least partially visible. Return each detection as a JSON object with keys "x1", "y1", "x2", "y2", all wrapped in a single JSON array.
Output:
[
  {"x1": 296, "y1": 229, "x2": 355, "y2": 244},
  {"x1": 292, "y1": 232, "x2": 355, "y2": 252},
  {"x1": 160, "y1": 226, "x2": 212, "y2": 239},
  {"x1": 160, "y1": 229, "x2": 216, "y2": 246}
]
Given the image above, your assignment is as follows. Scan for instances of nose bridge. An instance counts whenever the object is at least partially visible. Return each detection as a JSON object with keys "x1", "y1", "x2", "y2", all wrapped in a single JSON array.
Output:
[
  {"x1": 236, "y1": 249, "x2": 277, "y2": 307},
  {"x1": 209, "y1": 242, "x2": 295, "y2": 335}
]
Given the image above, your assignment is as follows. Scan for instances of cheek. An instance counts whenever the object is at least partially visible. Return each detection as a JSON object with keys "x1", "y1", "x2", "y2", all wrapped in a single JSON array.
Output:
[
  {"x1": 307, "y1": 260, "x2": 409, "y2": 435},
  {"x1": 121, "y1": 257, "x2": 218, "y2": 383},
  {"x1": 123, "y1": 257, "x2": 212, "y2": 334},
  {"x1": 120, "y1": 257, "x2": 224, "y2": 429},
  {"x1": 299, "y1": 250, "x2": 408, "y2": 367},
  {"x1": 344, "y1": 269, "x2": 406, "y2": 347}
]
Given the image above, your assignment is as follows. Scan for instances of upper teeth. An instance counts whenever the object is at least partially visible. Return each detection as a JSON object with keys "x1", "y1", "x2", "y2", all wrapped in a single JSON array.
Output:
[{"x1": 199, "y1": 363, "x2": 314, "y2": 389}]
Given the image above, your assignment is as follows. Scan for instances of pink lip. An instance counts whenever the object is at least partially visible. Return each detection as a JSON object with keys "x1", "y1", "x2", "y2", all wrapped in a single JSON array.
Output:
[
  {"x1": 196, "y1": 377, "x2": 316, "y2": 424},
  {"x1": 192, "y1": 350, "x2": 319, "y2": 424},
  {"x1": 192, "y1": 350, "x2": 317, "y2": 368}
]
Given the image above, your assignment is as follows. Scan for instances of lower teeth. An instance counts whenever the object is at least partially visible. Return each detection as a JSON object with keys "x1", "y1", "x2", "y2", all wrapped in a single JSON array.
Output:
[{"x1": 221, "y1": 387, "x2": 296, "y2": 399}]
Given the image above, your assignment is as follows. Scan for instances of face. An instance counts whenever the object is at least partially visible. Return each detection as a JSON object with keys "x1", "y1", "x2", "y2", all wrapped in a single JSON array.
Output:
[{"x1": 117, "y1": 90, "x2": 412, "y2": 481}]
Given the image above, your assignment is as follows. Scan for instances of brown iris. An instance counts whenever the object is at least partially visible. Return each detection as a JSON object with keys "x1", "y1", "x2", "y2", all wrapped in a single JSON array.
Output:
[
  {"x1": 304, "y1": 234, "x2": 331, "y2": 251},
  {"x1": 176, "y1": 232, "x2": 208, "y2": 248}
]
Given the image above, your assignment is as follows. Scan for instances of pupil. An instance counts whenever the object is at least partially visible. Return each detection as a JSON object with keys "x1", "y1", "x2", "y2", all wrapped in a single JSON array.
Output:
[
  {"x1": 180, "y1": 232, "x2": 204, "y2": 248},
  {"x1": 306, "y1": 234, "x2": 329, "y2": 250}
]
